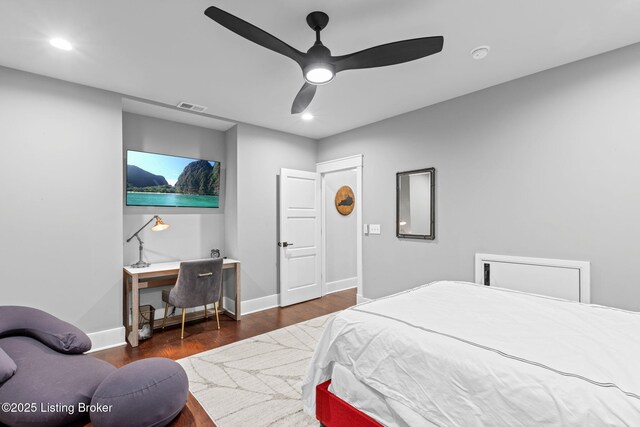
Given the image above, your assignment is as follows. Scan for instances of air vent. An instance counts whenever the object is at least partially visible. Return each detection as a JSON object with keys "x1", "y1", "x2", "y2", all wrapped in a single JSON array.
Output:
[{"x1": 176, "y1": 101, "x2": 208, "y2": 113}]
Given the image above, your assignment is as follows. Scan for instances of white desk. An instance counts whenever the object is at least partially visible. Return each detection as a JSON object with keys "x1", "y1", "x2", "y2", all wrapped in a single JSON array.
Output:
[{"x1": 123, "y1": 258, "x2": 241, "y2": 347}]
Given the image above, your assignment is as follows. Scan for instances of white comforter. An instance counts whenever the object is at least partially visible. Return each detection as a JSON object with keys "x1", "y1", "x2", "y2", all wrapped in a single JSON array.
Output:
[{"x1": 302, "y1": 281, "x2": 640, "y2": 426}]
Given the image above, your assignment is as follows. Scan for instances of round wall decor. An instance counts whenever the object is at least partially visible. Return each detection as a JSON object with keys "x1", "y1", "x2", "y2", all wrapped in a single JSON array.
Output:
[{"x1": 335, "y1": 185, "x2": 355, "y2": 216}]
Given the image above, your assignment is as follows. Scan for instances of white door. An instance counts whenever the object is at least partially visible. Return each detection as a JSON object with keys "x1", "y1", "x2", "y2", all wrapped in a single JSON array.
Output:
[{"x1": 279, "y1": 168, "x2": 321, "y2": 306}]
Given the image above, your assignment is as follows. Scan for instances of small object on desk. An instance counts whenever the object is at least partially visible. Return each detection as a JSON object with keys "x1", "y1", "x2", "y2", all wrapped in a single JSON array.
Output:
[
  {"x1": 210, "y1": 248, "x2": 221, "y2": 258},
  {"x1": 126, "y1": 215, "x2": 170, "y2": 268}
]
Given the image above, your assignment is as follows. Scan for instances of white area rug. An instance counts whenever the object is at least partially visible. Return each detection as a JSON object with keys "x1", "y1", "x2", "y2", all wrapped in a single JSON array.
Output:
[{"x1": 178, "y1": 315, "x2": 333, "y2": 427}]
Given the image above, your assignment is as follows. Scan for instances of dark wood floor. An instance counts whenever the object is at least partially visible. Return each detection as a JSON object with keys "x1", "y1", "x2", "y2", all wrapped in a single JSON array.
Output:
[{"x1": 91, "y1": 289, "x2": 356, "y2": 427}]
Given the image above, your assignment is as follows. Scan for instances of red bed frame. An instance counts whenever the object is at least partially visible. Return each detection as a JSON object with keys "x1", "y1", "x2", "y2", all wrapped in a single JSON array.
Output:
[{"x1": 315, "y1": 380, "x2": 383, "y2": 427}]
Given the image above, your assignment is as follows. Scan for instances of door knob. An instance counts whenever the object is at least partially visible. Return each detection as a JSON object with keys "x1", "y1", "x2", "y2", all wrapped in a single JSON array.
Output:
[{"x1": 278, "y1": 242, "x2": 294, "y2": 247}]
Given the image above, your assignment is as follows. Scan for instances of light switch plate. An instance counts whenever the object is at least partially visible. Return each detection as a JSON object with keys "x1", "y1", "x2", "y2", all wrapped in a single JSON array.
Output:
[
  {"x1": 369, "y1": 224, "x2": 381, "y2": 235},
  {"x1": 363, "y1": 224, "x2": 369, "y2": 235}
]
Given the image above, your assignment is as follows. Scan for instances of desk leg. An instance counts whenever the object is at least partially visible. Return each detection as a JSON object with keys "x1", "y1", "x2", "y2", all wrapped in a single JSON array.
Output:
[
  {"x1": 127, "y1": 275, "x2": 140, "y2": 347},
  {"x1": 123, "y1": 272, "x2": 130, "y2": 336},
  {"x1": 235, "y1": 263, "x2": 241, "y2": 321}
]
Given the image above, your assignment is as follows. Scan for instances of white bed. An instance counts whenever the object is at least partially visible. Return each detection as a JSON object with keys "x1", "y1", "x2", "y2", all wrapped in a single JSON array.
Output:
[{"x1": 302, "y1": 281, "x2": 640, "y2": 426}]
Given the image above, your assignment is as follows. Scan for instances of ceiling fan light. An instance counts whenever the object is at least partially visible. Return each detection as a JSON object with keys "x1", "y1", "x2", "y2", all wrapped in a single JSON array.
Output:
[{"x1": 304, "y1": 66, "x2": 334, "y2": 85}]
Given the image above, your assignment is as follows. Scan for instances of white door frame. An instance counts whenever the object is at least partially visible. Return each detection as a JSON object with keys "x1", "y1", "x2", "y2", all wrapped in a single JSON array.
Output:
[{"x1": 316, "y1": 155, "x2": 364, "y2": 301}]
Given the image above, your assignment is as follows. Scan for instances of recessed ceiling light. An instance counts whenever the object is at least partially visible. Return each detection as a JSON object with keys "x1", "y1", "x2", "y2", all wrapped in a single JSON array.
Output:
[
  {"x1": 301, "y1": 113, "x2": 314, "y2": 121},
  {"x1": 471, "y1": 45, "x2": 490, "y2": 60},
  {"x1": 49, "y1": 38, "x2": 73, "y2": 51}
]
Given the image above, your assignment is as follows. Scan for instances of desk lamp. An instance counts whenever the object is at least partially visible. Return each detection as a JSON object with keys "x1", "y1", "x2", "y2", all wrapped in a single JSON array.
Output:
[{"x1": 126, "y1": 215, "x2": 169, "y2": 268}]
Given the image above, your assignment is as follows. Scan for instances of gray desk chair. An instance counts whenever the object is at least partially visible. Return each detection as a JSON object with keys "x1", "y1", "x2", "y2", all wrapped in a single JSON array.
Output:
[{"x1": 161, "y1": 258, "x2": 223, "y2": 339}]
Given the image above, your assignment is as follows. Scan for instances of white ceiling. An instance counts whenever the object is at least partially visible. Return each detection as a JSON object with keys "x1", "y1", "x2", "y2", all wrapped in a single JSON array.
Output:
[{"x1": 1, "y1": 1, "x2": 640, "y2": 139}]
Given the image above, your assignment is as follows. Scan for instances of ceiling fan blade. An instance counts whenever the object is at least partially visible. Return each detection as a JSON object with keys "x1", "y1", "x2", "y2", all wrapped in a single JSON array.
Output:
[
  {"x1": 291, "y1": 82, "x2": 317, "y2": 114},
  {"x1": 332, "y1": 36, "x2": 444, "y2": 73},
  {"x1": 204, "y1": 6, "x2": 305, "y2": 66}
]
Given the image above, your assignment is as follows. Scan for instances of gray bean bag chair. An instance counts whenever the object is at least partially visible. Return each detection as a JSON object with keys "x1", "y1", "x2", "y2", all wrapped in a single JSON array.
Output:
[
  {"x1": 0, "y1": 306, "x2": 189, "y2": 427},
  {"x1": 0, "y1": 306, "x2": 116, "y2": 426}
]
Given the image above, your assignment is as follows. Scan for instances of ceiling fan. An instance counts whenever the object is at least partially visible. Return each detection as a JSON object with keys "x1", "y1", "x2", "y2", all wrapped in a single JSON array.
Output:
[{"x1": 204, "y1": 6, "x2": 444, "y2": 115}]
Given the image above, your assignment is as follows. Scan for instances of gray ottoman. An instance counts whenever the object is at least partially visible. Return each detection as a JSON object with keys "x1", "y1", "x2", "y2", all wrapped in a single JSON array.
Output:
[{"x1": 90, "y1": 357, "x2": 189, "y2": 427}]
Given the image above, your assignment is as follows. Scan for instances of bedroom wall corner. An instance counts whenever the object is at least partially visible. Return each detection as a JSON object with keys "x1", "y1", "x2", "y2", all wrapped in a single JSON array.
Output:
[{"x1": 223, "y1": 125, "x2": 239, "y2": 302}]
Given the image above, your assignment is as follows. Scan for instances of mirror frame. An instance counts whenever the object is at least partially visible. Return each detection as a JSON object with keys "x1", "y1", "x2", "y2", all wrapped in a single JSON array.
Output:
[{"x1": 396, "y1": 167, "x2": 435, "y2": 240}]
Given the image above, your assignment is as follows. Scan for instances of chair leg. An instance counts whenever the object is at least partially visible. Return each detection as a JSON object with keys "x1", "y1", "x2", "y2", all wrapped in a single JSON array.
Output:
[
  {"x1": 181, "y1": 309, "x2": 186, "y2": 339},
  {"x1": 162, "y1": 303, "x2": 169, "y2": 330},
  {"x1": 214, "y1": 302, "x2": 220, "y2": 330},
  {"x1": 204, "y1": 304, "x2": 207, "y2": 320}
]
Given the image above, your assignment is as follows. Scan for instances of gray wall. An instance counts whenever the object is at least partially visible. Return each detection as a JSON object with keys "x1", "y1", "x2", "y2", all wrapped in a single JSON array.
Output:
[
  {"x1": 224, "y1": 125, "x2": 239, "y2": 259},
  {"x1": 230, "y1": 123, "x2": 317, "y2": 301},
  {"x1": 123, "y1": 112, "x2": 226, "y2": 310},
  {"x1": 0, "y1": 66, "x2": 124, "y2": 333},
  {"x1": 324, "y1": 170, "x2": 357, "y2": 284},
  {"x1": 318, "y1": 43, "x2": 640, "y2": 310},
  {"x1": 223, "y1": 126, "x2": 239, "y2": 302}
]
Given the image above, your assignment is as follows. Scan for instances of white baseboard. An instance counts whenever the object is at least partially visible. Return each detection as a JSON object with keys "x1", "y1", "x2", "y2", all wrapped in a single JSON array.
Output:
[
  {"x1": 325, "y1": 277, "x2": 358, "y2": 295},
  {"x1": 243, "y1": 294, "x2": 279, "y2": 314},
  {"x1": 357, "y1": 294, "x2": 371, "y2": 304},
  {"x1": 223, "y1": 293, "x2": 279, "y2": 316},
  {"x1": 86, "y1": 326, "x2": 126, "y2": 353}
]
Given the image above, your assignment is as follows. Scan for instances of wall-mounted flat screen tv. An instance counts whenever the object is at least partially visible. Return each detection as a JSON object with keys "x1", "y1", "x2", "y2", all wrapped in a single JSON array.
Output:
[{"x1": 126, "y1": 150, "x2": 220, "y2": 208}]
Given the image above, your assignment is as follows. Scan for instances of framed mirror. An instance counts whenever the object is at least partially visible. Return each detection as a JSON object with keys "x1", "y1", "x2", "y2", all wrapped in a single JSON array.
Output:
[{"x1": 396, "y1": 168, "x2": 435, "y2": 239}]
